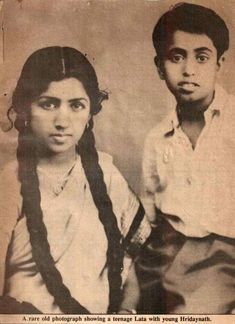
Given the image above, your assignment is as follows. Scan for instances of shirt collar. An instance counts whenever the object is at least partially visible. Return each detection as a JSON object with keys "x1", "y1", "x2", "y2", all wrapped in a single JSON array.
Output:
[
  {"x1": 164, "y1": 84, "x2": 227, "y2": 137},
  {"x1": 204, "y1": 83, "x2": 226, "y2": 119}
]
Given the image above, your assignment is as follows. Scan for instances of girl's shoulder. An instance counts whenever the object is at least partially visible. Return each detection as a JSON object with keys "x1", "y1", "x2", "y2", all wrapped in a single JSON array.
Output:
[
  {"x1": 0, "y1": 160, "x2": 21, "y2": 237},
  {"x1": 0, "y1": 160, "x2": 19, "y2": 191},
  {"x1": 0, "y1": 161, "x2": 20, "y2": 294},
  {"x1": 97, "y1": 151, "x2": 113, "y2": 167},
  {"x1": 97, "y1": 151, "x2": 139, "y2": 211},
  {"x1": 97, "y1": 151, "x2": 121, "y2": 182},
  {"x1": 97, "y1": 151, "x2": 126, "y2": 189}
]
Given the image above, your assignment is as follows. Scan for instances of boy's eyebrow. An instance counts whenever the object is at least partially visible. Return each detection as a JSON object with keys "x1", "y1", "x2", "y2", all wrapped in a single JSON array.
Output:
[
  {"x1": 194, "y1": 47, "x2": 213, "y2": 53},
  {"x1": 168, "y1": 47, "x2": 213, "y2": 54},
  {"x1": 167, "y1": 47, "x2": 186, "y2": 54}
]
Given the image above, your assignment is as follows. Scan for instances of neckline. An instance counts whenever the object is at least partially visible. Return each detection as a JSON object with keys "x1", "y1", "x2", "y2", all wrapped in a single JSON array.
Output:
[{"x1": 37, "y1": 157, "x2": 79, "y2": 196}]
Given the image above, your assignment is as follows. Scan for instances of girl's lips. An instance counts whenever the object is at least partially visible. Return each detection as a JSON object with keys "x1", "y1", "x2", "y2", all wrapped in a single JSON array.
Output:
[
  {"x1": 50, "y1": 133, "x2": 72, "y2": 137},
  {"x1": 50, "y1": 134, "x2": 72, "y2": 143}
]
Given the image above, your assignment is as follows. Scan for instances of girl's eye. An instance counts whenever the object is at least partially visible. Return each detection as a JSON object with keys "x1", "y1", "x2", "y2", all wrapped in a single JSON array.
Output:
[
  {"x1": 197, "y1": 55, "x2": 209, "y2": 63},
  {"x1": 170, "y1": 54, "x2": 184, "y2": 63},
  {"x1": 38, "y1": 101, "x2": 57, "y2": 110},
  {"x1": 70, "y1": 102, "x2": 86, "y2": 111}
]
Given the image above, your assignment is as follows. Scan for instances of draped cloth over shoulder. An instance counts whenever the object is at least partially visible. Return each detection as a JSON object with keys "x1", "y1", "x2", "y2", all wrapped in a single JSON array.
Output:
[{"x1": 3, "y1": 152, "x2": 151, "y2": 313}]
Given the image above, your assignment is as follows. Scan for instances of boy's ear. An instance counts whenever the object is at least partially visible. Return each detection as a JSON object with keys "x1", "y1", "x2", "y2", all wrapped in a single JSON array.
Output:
[
  {"x1": 154, "y1": 56, "x2": 165, "y2": 80},
  {"x1": 217, "y1": 55, "x2": 225, "y2": 71}
]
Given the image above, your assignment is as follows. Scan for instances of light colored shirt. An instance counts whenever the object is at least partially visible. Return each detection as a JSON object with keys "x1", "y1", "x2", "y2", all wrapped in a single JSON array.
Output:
[
  {"x1": 2, "y1": 152, "x2": 151, "y2": 313},
  {"x1": 142, "y1": 85, "x2": 235, "y2": 238}
]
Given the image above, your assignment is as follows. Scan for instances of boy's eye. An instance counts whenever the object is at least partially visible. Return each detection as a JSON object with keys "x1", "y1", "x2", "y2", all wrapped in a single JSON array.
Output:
[
  {"x1": 170, "y1": 54, "x2": 184, "y2": 63},
  {"x1": 197, "y1": 54, "x2": 209, "y2": 63}
]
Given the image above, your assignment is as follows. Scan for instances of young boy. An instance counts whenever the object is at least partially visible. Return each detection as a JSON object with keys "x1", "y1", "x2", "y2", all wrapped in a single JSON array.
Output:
[{"x1": 141, "y1": 2, "x2": 235, "y2": 314}]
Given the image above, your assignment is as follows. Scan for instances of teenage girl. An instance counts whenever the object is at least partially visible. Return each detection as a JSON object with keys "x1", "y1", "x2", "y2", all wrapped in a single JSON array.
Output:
[{"x1": 0, "y1": 47, "x2": 151, "y2": 314}]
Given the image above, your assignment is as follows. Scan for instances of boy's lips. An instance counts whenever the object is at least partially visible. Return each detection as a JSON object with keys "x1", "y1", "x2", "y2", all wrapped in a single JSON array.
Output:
[{"x1": 178, "y1": 81, "x2": 199, "y2": 92}]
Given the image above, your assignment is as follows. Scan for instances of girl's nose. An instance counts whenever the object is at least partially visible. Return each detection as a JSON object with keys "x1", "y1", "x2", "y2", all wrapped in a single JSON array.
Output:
[
  {"x1": 54, "y1": 105, "x2": 70, "y2": 129},
  {"x1": 183, "y1": 58, "x2": 196, "y2": 77}
]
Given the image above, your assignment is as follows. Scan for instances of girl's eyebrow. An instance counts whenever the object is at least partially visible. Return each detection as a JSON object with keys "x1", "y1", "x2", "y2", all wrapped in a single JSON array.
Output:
[
  {"x1": 69, "y1": 98, "x2": 89, "y2": 103},
  {"x1": 37, "y1": 96, "x2": 88, "y2": 103},
  {"x1": 37, "y1": 96, "x2": 89, "y2": 103},
  {"x1": 38, "y1": 96, "x2": 59, "y2": 100}
]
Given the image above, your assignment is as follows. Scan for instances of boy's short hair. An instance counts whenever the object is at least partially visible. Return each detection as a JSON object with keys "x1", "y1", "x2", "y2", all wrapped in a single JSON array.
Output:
[{"x1": 153, "y1": 2, "x2": 229, "y2": 61}]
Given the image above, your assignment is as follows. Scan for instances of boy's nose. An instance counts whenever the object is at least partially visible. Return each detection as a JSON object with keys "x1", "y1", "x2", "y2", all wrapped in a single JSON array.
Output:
[
  {"x1": 54, "y1": 105, "x2": 70, "y2": 129},
  {"x1": 183, "y1": 59, "x2": 196, "y2": 76}
]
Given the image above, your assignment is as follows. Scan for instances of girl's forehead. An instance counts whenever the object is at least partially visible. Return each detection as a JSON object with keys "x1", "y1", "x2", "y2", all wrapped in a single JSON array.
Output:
[{"x1": 40, "y1": 78, "x2": 89, "y2": 100}]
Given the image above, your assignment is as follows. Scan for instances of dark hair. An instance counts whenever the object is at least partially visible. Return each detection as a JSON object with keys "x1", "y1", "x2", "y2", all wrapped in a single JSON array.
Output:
[
  {"x1": 152, "y1": 2, "x2": 229, "y2": 61},
  {"x1": 10, "y1": 47, "x2": 123, "y2": 313},
  {"x1": 11, "y1": 46, "x2": 107, "y2": 131}
]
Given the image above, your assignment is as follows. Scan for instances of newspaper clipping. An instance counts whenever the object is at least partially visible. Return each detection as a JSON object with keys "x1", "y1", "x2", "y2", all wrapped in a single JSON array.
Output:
[{"x1": 0, "y1": 0, "x2": 234, "y2": 324}]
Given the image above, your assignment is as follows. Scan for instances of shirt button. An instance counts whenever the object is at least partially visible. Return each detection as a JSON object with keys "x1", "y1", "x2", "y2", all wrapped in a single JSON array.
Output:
[
  {"x1": 163, "y1": 152, "x2": 169, "y2": 163},
  {"x1": 178, "y1": 137, "x2": 184, "y2": 144}
]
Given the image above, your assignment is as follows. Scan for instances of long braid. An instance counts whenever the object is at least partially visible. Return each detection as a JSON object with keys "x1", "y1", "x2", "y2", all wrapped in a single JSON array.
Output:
[
  {"x1": 17, "y1": 127, "x2": 89, "y2": 314},
  {"x1": 17, "y1": 124, "x2": 125, "y2": 313},
  {"x1": 77, "y1": 119, "x2": 124, "y2": 314},
  {"x1": 12, "y1": 46, "x2": 125, "y2": 314}
]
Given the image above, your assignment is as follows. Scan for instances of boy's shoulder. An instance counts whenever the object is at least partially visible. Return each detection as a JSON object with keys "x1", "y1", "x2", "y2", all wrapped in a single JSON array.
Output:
[
  {"x1": 145, "y1": 110, "x2": 176, "y2": 147},
  {"x1": 214, "y1": 85, "x2": 235, "y2": 128},
  {"x1": 224, "y1": 88, "x2": 235, "y2": 116}
]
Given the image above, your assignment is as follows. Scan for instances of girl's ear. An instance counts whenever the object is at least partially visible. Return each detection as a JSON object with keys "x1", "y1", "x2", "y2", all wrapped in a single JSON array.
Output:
[{"x1": 154, "y1": 56, "x2": 165, "y2": 80}]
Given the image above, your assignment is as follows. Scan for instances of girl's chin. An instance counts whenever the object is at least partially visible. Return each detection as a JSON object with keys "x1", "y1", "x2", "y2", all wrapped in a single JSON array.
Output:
[{"x1": 36, "y1": 143, "x2": 76, "y2": 157}]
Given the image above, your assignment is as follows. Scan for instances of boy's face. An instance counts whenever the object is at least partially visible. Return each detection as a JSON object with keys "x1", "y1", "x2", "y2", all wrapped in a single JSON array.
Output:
[{"x1": 158, "y1": 30, "x2": 223, "y2": 108}]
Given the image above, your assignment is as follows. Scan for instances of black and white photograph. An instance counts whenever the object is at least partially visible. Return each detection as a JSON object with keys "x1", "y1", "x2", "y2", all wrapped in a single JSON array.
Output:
[{"x1": 0, "y1": 1, "x2": 234, "y2": 323}]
